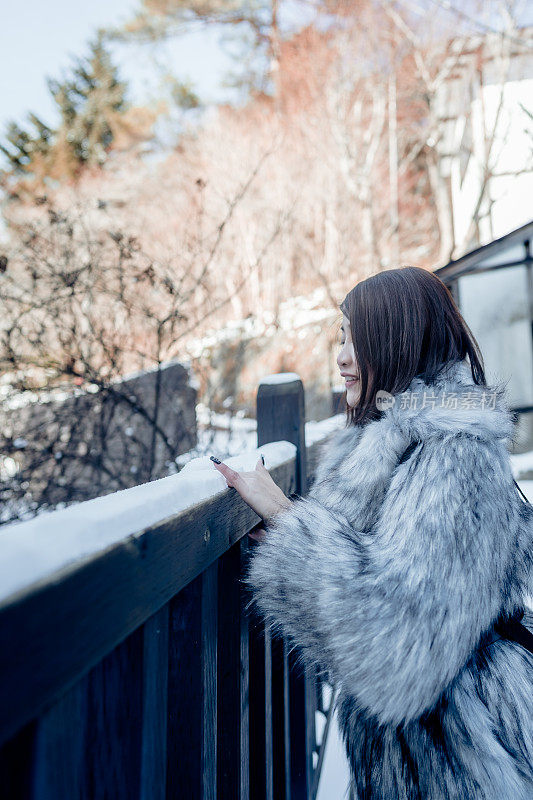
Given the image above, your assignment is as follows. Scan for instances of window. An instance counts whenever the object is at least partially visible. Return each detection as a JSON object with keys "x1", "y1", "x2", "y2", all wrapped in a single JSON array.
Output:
[{"x1": 458, "y1": 264, "x2": 533, "y2": 409}]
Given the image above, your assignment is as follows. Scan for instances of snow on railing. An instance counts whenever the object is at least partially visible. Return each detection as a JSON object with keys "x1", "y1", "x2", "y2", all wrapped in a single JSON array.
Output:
[{"x1": 0, "y1": 440, "x2": 297, "y2": 605}]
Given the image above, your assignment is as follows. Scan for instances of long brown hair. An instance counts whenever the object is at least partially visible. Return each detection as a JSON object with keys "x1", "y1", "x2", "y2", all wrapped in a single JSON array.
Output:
[{"x1": 339, "y1": 266, "x2": 486, "y2": 427}]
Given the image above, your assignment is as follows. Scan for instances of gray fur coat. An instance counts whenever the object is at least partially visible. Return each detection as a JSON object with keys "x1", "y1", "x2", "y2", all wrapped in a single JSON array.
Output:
[{"x1": 244, "y1": 358, "x2": 533, "y2": 800}]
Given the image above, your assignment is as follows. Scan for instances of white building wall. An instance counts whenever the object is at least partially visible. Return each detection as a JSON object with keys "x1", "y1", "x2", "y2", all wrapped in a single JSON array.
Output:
[
  {"x1": 451, "y1": 76, "x2": 533, "y2": 247},
  {"x1": 435, "y1": 33, "x2": 533, "y2": 254}
]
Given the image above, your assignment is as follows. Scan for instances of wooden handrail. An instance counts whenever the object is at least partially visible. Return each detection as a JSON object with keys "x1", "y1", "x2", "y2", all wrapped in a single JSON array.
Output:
[{"x1": 0, "y1": 374, "x2": 345, "y2": 799}]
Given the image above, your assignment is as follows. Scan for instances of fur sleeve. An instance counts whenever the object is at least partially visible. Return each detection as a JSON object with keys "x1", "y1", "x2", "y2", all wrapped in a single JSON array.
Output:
[{"x1": 242, "y1": 433, "x2": 522, "y2": 726}]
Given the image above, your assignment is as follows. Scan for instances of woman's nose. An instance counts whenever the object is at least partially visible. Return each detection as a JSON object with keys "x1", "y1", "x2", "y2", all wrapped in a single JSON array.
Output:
[{"x1": 337, "y1": 345, "x2": 351, "y2": 369}]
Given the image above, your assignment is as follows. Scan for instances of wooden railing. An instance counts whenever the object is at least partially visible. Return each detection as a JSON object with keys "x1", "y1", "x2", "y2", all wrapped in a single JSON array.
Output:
[{"x1": 0, "y1": 374, "x2": 344, "y2": 800}]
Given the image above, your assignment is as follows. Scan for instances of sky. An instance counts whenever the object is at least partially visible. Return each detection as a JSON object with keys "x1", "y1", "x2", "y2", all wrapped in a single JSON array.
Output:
[
  {"x1": 3, "y1": 1, "x2": 529, "y2": 138},
  {"x1": 0, "y1": 0, "x2": 255, "y2": 134}
]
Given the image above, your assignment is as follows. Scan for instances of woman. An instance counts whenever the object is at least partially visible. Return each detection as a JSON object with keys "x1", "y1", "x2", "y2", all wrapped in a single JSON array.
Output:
[{"x1": 211, "y1": 267, "x2": 533, "y2": 799}]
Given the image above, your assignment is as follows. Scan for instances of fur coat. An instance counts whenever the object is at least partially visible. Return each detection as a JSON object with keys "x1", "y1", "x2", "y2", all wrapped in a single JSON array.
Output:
[{"x1": 243, "y1": 358, "x2": 533, "y2": 800}]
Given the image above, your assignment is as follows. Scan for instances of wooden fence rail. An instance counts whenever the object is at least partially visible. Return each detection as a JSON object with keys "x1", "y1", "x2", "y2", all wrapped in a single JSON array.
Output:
[{"x1": 0, "y1": 374, "x2": 343, "y2": 800}]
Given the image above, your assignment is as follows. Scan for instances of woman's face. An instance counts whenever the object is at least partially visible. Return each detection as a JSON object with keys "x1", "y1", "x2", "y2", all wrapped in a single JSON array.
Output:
[{"x1": 336, "y1": 313, "x2": 361, "y2": 408}]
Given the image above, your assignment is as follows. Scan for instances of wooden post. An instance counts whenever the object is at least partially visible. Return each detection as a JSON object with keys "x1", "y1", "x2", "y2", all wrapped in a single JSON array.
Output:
[
  {"x1": 253, "y1": 373, "x2": 316, "y2": 800},
  {"x1": 257, "y1": 374, "x2": 307, "y2": 496}
]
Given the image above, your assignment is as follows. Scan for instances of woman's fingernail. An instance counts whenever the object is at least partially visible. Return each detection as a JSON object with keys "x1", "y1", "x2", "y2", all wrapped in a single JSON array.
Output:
[
  {"x1": 261, "y1": 454, "x2": 265, "y2": 465},
  {"x1": 210, "y1": 456, "x2": 221, "y2": 464}
]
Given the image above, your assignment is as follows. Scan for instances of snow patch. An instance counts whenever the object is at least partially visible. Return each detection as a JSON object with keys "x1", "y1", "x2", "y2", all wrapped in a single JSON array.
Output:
[
  {"x1": 516, "y1": 479, "x2": 533, "y2": 503},
  {"x1": 510, "y1": 450, "x2": 533, "y2": 478},
  {"x1": 260, "y1": 372, "x2": 301, "y2": 385},
  {"x1": 179, "y1": 441, "x2": 295, "y2": 474},
  {"x1": 305, "y1": 414, "x2": 345, "y2": 445}
]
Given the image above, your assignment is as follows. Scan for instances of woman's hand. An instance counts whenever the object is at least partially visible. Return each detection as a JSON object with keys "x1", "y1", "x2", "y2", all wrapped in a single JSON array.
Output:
[{"x1": 210, "y1": 455, "x2": 292, "y2": 523}]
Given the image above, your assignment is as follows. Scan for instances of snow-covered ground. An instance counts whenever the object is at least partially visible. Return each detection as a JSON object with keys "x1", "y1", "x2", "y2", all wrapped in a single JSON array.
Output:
[
  {"x1": 182, "y1": 286, "x2": 341, "y2": 360},
  {"x1": 510, "y1": 449, "x2": 533, "y2": 479},
  {"x1": 516, "y1": 480, "x2": 533, "y2": 503},
  {"x1": 509, "y1": 449, "x2": 533, "y2": 503},
  {"x1": 317, "y1": 714, "x2": 352, "y2": 800}
]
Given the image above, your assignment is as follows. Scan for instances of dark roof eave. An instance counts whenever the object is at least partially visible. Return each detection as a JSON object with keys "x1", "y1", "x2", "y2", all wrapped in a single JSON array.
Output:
[{"x1": 435, "y1": 219, "x2": 533, "y2": 282}]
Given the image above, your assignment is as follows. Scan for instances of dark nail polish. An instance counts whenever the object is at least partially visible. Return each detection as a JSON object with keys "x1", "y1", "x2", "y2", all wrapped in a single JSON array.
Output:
[
  {"x1": 210, "y1": 456, "x2": 221, "y2": 464},
  {"x1": 261, "y1": 454, "x2": 265, "y2": 465}
]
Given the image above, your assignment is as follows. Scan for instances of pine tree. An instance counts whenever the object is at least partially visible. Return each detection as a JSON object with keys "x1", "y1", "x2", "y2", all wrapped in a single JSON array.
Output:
[
  {"x1": 0, "y1": 116, "x2": 54, "y2": 173},
  {"x1": 48, "y1": 33, "x2": 127, "y2": 170},
  {"x1": 0, "y1": 35, "x2": 127, "y2": 181}
]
